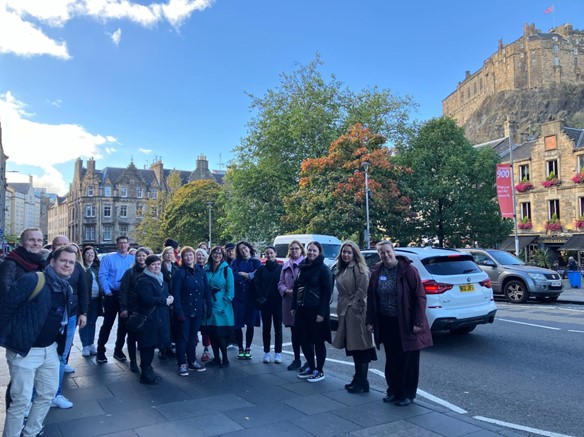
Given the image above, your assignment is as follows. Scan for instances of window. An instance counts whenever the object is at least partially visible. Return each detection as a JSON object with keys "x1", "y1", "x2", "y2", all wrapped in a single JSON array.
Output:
[
  {"x1": 104, "y1": 186, "x2": 111, "y2": 197},
  {"x1": 553, "y1": 44, "x2": 559, "y2": 54},
  {"x1": 520, "y1": 202, "x2": 531, "y2": 220},
  {"x1": 554, "y1": 56, "x2": 560, "y2": 66},
  {"x1": 103, "y1": 225, "x2": 112, "y2": 241},
  {"x1": 84, "y1": 226, "x2": 95, "y2": 241},
  {"x1": 548, "y1": 199, "x2": 560, "y2": 219},
  {"x1": 120, "y1": 205, "x2": 127, "y2": 217},
  {"x1": 579, "y1": 197, "x2": 584, "y2": 217},
  {"x1": 85, "y1": 205, "x2": 96, "y2": 217},
  {"x1": 136, "y1": 188, "x2": 143, "y2": 198},
  {"x1": 121, "y1": 187, "x2": 128, "y2": 198},
  {"x1": 546, "y1": 160, "x2": 558, "y2": 178},
  {"x1": 578, "y1": 155, "x2": 584, "y2": 172},
  {"x1": 103, "y1": 205, "x2": 112, "y2": 217},
  {"x1": 519, "y1": 164, "x2": 530, "y2": 181},
  {"x1": 151, "y1": 191, "x2": 158, "y2": 199},
  {"x1": 136, "y1": 204, "x2": 143, "y2": 217},
  {"x1": 119, "y1": 224, "x2": 128, "y2": 235},
  {"x1": 87, "y1": 185, "x2": 94, "y2": 196}
]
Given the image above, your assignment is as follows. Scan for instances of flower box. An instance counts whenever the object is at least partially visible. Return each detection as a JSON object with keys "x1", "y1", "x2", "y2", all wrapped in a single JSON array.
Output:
[
  {"x1": 576, "y1": 220, "x2": 584, "y2": 228},
  {"x1": 541, "y1": 178, "x2": 560, "y2": 188},
  {"x1": 572, "y1": 173, "x2": 584, "y2": 184},
  {"x1": 515, "y1": 182, "x2": 534, "y2": 192},
  {"x1": 545, "y1": 221, "x2": 562, "y2": 231},
  {"x1": 518, "y1": 221, "x2": 533, "y2": 230}
]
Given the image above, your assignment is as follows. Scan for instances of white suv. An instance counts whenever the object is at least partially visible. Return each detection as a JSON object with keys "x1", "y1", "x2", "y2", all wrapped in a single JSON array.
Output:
[{"x1": 331, "y1": 247, "x2": 497, "y2": 334}]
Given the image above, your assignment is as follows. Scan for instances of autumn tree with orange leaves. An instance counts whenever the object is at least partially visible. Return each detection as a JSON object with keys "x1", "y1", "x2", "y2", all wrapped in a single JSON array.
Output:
[{"x1": 283, "y1": 124, "x2": 411, "y2": 246}]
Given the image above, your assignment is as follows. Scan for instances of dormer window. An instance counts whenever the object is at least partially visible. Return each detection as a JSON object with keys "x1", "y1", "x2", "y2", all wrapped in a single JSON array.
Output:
[{"x1": 87, "y1": 185, "x2": 94, "y2": 196}]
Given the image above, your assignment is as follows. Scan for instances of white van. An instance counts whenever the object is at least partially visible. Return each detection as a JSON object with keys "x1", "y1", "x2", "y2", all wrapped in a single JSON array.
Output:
[{"x1": 273, "y1": 234, "x2": 342, "y2": 266}]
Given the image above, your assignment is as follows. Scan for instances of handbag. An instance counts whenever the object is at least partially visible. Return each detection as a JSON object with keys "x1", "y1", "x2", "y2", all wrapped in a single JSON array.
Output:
[{"x1": 127, "y1": 307, "x2": 156, "y2": 333}]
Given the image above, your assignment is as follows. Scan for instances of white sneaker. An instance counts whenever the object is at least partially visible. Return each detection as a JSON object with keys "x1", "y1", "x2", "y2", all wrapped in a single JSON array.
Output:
[
  {"x1": 51, "y1": 395, "x2": 73, "y2": 409},
  {"x1": 63, "y1": 364, "x2": 75, "y2": 373},
  {"x1": 82, "y1": 346, "x2": 90, "y2": 357},
  {"x1": 263, "y1": 352, "x2": 271, "y2": 363},
  {"x1": 89, "y1": 344, "x2": 97, "y2": 355},
  {"x1": 274, "y1": 353, "x2": 282, "y2": 364}
]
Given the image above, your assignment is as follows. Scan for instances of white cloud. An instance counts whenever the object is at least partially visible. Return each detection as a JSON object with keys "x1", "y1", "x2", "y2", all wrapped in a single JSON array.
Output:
[
  {"x1": 105, "y1": 135, "x2": 117, "y2": 143},
  {"x1": 2, "y1": 0, "x2": 215, "y2": 58},
  {"x1": 0, "y1": 91, "x2": 115, "y2": 194},
  {"x1": 139, "y1": 148, "x2": 153, "y2": 155},
  {"x1": 51, "y1": 99, "x2": 62, "y2": 108},
  {"x1": 105, "y1": 146, "x2": 117, "y2": 154},
  {"x1": 111, "y1": 27, "x2": 122, "y2": 45}
]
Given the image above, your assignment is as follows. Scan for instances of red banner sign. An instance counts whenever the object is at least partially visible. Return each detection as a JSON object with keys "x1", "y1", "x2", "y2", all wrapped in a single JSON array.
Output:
[{"x1": 496, "y1": 164, "x2": 514, "y2": 218}]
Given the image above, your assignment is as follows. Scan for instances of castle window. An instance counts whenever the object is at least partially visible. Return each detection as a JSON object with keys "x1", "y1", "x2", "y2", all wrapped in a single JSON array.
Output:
[
  {"x1": 84, "y1": 226, "x2": 95, "y2": 241},
  {"x1": 520, "y1": 202, "x2": 531, "y2": 220},
  {"x1": 121, "y1": 186, "x2": 128, "y2": 198},
  {"x1": 546, "y1": 160, "x2": 558, "y2": 178},
  {"x1": 103, "y1": 225, "x2": 112, "y2": 241},
  {"x1": 103, "y1": 204, "x2": 112, "y2": 218},
  {"x1": 104, "y1": 186, "x2": 111, "y2": 197},
  {"x1": 548, "y1": 199, "x2": 560, "y2": 220},
  {"x1": 86, "y1": 186, "x2": 94, "y2": 197},
  {"x1": 519, "y1": 164, "x2": 530, "y2": 181},
  {"x1": 120, "y1": 205, "x2": 127, "y2": 218},
  {"x1": 85, "y1": 205, "x2": 96, "y2": 218}
]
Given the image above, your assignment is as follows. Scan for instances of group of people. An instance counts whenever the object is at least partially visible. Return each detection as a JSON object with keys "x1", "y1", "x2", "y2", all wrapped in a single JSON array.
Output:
[{"x1": 0, "y1": 228, "x2": 433, "y2": 437}]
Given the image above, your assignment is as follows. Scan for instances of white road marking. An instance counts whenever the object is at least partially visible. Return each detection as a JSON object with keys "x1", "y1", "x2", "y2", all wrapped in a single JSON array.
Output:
[
  {"x1": 474, "y1": 416, "x2": 574, "y2": 437},
  {"x1": 498, "y1": 318, "x2": 562, "y2": 330},
  {"x1": 568, "y1": 329, "x2": 584, "y2": 333}
]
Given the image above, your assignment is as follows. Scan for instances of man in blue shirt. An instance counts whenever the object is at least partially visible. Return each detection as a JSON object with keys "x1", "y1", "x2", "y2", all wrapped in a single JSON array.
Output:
[{"x1": 96, "y1": 236, "x2": 135, "y2": 363}]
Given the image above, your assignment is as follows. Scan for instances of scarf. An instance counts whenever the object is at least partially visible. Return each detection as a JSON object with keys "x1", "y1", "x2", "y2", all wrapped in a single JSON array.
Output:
[
  {"x1": 44, "y1": 265, "x2": 72, "y2": 329},
  {"x1": 5, "y1": 246, "x2": 45, "y2": 272},
  {"x1": 144, "y1": 268, "x2": 164, "y2": 286}
]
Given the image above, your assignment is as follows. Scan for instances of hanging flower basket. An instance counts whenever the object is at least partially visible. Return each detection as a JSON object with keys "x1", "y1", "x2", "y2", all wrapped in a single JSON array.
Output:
[
  {"x1": 518, "y1": 221, "x2": 533, "y2": 230},
  {"x1": 545, "y1": 221, "x2": 562, "y2": 231},
  {"x1": 541, "y1": 178, "x2": 560, "y2": 188},
  {"x1": 572, "y1": 173, "x2": 584, "y2": 184},
  {"x1": 576, "y1": 219, "x2": 584, "y2": 228},
  {"x1": 515, "y1": 182, "x2": 534, "y2": 192}
]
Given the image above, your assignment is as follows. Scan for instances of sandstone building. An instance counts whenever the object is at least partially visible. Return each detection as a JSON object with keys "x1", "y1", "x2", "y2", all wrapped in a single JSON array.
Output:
[
  {"x1": 443, "y1": 23, "x2": 584, "y2": 128},
  {"x1": 49, "y1": 155, "x2": 223, "y2": 250}
]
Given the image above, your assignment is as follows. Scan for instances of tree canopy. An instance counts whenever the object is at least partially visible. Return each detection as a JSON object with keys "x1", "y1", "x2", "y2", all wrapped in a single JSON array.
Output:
[
  {"x1": 395, "y1": 117, "x2": 512, "y2": 247},
  {"x1": 221, "y1": 55, "x2": 416, "y2": 243}
]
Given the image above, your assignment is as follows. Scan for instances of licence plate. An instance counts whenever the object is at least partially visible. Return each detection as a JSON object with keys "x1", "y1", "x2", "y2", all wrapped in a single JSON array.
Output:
[
  {"x1": 459, "y1": 284, "x2": 475, "y2": 292},
  {"x1": 551, "y1": 281, "x2": 561, "y2": 287}
]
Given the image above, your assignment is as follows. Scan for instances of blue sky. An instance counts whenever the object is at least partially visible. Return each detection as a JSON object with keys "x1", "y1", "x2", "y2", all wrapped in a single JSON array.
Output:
[{"x1": 1, "y1": 0, "x2": 582, "y2": 194}]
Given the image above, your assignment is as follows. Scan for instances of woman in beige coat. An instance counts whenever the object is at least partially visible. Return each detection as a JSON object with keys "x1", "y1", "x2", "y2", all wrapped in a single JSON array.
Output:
[{"x1": 332, "y1": 241, "x2": 376, "y2": 393}]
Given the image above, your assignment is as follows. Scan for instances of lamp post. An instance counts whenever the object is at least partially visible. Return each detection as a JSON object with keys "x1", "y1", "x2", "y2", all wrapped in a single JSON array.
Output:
[
  {"x1": 207, "y1": 201, "x2": 212, "y2": 248},
  {"x1": 362, "y1": 161, "x2": 371, "y2": 249}
]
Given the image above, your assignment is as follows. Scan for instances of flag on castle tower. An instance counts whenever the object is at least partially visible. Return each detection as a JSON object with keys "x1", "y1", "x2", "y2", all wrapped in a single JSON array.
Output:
[{"x1": 544, "y1": 5, "x2": 554, "y2": 14}]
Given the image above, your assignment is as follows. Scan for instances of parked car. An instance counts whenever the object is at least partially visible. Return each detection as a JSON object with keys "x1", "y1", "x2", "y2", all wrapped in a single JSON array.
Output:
[
  {"x1": 330, "y1": 247, "x2": 497, "y2": 334},
  {"x1": 458, "y1": 248, "x2": 563, "y2": 303}
]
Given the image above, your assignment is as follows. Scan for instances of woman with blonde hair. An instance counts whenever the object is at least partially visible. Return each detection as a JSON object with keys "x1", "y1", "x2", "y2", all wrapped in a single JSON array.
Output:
[{"x1": 332, "y1": 241, "x2": 376, "y2": 393}]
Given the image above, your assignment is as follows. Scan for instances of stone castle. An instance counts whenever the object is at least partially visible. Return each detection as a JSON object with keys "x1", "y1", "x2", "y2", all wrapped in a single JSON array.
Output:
[{"x1": 443, "y1": 23, "x2": 584, "y2": 126}]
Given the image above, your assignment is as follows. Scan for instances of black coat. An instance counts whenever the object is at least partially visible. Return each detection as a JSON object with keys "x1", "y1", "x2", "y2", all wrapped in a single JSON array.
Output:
[
  {"x1": 119, "y1": 264, "x2": 145, "y2": 313},
  {"x1": 292, "y1": 255, "x2": 332, "y2": 319},
  {"x1": 253, "y1": 260, "x2": 282, "y2": 310},
  {"x1": 135, "y1": 273, "x2": 171, "y2": 348}
]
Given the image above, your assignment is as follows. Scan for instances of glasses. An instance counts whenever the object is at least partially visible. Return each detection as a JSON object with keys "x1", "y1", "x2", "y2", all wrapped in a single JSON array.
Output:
[{"x1": 290, "y1": 247, "x2": 301, "y2": 251}]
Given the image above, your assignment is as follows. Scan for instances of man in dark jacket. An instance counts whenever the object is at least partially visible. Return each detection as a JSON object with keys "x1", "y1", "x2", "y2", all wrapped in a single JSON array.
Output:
[
  {"x1": 0, "y1": 227, "x2": 45, "y2": 296},
  {"x1": 0, "y1": 245, "x2": 76, "y2": 437}
]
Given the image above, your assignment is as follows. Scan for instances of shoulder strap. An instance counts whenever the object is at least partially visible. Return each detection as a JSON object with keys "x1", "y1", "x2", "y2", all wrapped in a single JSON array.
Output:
[
  {"x1": 224, "y1": 265, "x2": 228, "y2": 280},
  {"x1": 28, "y1": 272, "x2": 45, "y2": 302}
]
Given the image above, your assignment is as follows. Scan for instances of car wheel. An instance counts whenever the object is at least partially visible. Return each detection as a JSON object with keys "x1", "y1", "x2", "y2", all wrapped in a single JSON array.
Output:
[
  {"x1": 504, "y1": 280, "x2": 529, "y2": 303},
  {"x1": 450, "y1": 326, "x2": 476, "y2": 335},
  {"x1": 536, "y1": 296, "x2": 559, "y2": 303}
]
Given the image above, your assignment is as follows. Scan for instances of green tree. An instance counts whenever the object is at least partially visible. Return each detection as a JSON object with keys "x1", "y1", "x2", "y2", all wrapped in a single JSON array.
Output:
[
  {"x1": 163, "y1": 179, "x2": 224, "y2": 247},
  {"x1": 135, "y1": 170, "x2": 183, "y2": 251},
  {"x1": 283, "y1": 124, "x2": 410, "y2": 246},
  {"x1": 222, "y1": 55, "x2": 415, "y2": 243},
  {"x1": 395, "y1": 117, "x2": 512, "y2": 247}
]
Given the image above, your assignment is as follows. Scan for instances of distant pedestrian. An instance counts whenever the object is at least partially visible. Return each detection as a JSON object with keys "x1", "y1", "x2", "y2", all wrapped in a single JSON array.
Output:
[
  {"x1": 568, "y1": 256, "x2": 578, "y2": 271},
  {"x1": 332, "y1": 241, "x2": 376, "y2": 393},
  {"x1": 292, "y1": 241, "x2": 332, "y2": 383},
  {"x1": 366, "y1": 240, "x2": 432, "y2": 407}
]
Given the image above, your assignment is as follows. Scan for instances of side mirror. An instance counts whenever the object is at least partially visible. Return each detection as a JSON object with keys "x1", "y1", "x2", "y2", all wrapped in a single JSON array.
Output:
[{"x1": 483, "y1": 259, "x2": 496, "y2": 267}]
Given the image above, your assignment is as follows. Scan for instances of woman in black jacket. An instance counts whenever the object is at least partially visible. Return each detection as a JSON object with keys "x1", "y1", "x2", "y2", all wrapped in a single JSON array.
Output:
[
  {"x1": 254, "y1": 246, "x2": 283, "y2": 364},
  {"x1": 135, "y1": 255, "x2": 174, "y2": 384},
  {"x1": 292, "y1": 241, "x2": 332, "y2": 383},
  {"x1": 119, "y1": 247, "x2": 152, "y2": 373},
  {"x1": 171, "y1": 246, "x2": 212, "y2": 376}
]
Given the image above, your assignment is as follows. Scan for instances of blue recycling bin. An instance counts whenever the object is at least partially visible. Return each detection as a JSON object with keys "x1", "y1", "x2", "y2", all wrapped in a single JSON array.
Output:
[{"x1": 567, "y1": 271, "x2": 581, "y2": 288}]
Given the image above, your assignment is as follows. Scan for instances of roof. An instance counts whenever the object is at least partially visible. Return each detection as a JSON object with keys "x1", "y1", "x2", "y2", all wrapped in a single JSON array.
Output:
[
  {"x1": 560, "y1": 234, "x2": 584, "y2": 250},
  {"x1": 7, "y1": 183, "x2": 32, "y2": 195},
  {"x1": 565, "y1": 127, "x2": 584, "y2": 149}
]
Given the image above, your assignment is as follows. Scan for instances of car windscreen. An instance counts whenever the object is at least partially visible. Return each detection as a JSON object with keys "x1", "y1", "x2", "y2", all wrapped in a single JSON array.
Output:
[
  {"x1": 275, "y1": 243, "x2": 340, "y2": 260},
  {"x1": 486, "y1": 250, "x2": 524, "y2": 266},
  {"x1": 275, "y1": 244, "x2": 290, "y2": 258},
  {"x1": 421, "y1": 255, "x2": 482, "y2": 275}
]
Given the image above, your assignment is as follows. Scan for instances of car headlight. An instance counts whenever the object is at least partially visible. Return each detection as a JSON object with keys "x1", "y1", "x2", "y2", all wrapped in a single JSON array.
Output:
[{"x1": 527, "y1": 272, "x2": 546, "y2": 280}]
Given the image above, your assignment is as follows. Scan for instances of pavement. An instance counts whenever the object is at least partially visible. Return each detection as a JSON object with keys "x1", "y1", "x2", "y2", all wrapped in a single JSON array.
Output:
[{"x1": 1, "y1": 283, "x2": 582, "y2": 437}]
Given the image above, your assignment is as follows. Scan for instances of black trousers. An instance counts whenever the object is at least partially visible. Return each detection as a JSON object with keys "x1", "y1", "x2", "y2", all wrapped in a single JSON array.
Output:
[
  {"x1": 379, "y1": 315, "x2": 420, "y2": 400},
  {"x1": 296, "y1": 306, "x2": 327, "y2": 372},
  {"x1": 140, "y1": 346, "x2": 155, "y2": 370},
  {"x1": 97, "y1": 292, "x2": 127, "y2": 354},
  {"x1": 261, "y1": 304, "x2": 282, "y2": 353}
]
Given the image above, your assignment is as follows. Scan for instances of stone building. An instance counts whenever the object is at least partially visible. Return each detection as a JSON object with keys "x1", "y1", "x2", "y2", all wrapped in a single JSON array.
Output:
[
  {"x1": 4, "y1": 176, "x2": 41, "y2": 238},
  {"x1": 47, "y1": 196, "x2": 69, "y2": 241},
  {"x1": 444, "y1": 23, "x2": 584, "y2": 126},
  {"x1": 482, "y1": 119, "x2": 584, "y2": 256},
  {"x1": 52, "y1": 155, "x2": 222, "y2": 250}
]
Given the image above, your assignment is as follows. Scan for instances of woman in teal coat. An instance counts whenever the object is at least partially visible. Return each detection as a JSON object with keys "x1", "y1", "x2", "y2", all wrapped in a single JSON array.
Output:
[{"x1": 204, "y1": 246, "x2": 235, "y2": 368}]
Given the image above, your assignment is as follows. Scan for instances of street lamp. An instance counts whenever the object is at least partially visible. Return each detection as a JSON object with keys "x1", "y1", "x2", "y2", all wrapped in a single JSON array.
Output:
[
  {"x1": 362, "y1": 161, "x2": 371, "y2": 249},
  {"x1": 207, "y1": 201, "x2": 212, "y2": 248}
]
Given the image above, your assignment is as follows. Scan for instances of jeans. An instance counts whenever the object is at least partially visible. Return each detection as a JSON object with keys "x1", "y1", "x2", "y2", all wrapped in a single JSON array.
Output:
[
  {"x1": 4, "y1": 343, "x2": 59, "y2": 437},
  {"x1": 79, "y1": 298, "x2": 101, "y2": 347},
  {"x1": 176, "y1": 315, "x2": 203, "y2": 366},
  {"x1": 56, "y1": 315, "x2": 77, "y2": 396}
]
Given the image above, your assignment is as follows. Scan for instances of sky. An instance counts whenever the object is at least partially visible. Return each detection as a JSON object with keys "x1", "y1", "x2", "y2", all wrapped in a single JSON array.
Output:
[{"x1": 0, "y1": 0, "x2": 583, "y2": 195}]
